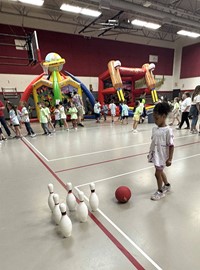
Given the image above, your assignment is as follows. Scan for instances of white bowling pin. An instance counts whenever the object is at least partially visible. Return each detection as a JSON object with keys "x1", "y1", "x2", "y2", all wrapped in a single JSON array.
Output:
[
  {"x1": 66, "y1": 182, "x2": 77, "y2": 211},
  {"x1": 59, "y1": 203, "x2": 72, "y2": 238},
  {"x1": 77, "y1": 191, "x2": 88, "y2": 223},
  {"x1": 48, "y1": 183, "x2": 54, "y2": 212},
  {"x1": 52, "y1": 194, "x2": 62, "y2": 225},
  {"x1": 89, "y1": 182, "x2": 99, "y2": 211}
]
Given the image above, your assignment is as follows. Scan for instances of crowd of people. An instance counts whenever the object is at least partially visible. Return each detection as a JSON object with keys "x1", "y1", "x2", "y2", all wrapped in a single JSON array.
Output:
[
  {"x1": 0, "y1": 90, "x2": 85, "y2": 139},
  {"x1": 0, "y1": 86, "x2": 200, "y2": 141},
  {"x1": 168, "y1": 86, "x2": 200, "y2": 134}
]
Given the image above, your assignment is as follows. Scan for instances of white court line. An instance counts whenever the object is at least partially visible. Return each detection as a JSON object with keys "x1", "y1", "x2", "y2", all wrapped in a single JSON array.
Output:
[
  {"x1": 76, "y1": 166, "x2": 153, "y2": 188},
  {"x1": 75, "y1": 152, "x2": 200, "y2": 269},
  {"x1": 22, "y1": 137, "x2": 49, "y2": 162},
  {"x1": 48, "y1": 133, "x2": 194, "y2": 162},
  {"x1": 75, "y1": 186, "x2": 162, "y2": 270},
  {"x1": 76, "y1": 153, "x2": 200, "y2": 188}
]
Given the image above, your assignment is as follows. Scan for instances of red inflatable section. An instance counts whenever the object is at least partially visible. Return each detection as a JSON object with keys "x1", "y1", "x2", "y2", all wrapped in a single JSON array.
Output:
[
  {"x1": 20, "y1": 73, "x2": 44, "y2": 102},
  {"x1": 98, "y1": 66, "x2": 150, "y2": 106}
]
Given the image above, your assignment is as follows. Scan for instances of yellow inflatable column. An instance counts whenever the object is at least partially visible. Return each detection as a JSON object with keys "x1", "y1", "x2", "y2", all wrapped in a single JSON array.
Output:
[
  {"x1": 32, "y1": 85, "x2": 40, "y2": 120},
  {"x1": 142, "y1": 63, "x2": 158, "y2": 103},
  {"x1": 108, "y1": 60, "x2": 125, "y2": 102}
]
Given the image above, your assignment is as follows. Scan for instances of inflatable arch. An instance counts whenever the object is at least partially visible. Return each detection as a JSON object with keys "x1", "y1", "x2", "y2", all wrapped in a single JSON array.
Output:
[{"x1": 20, "y1": 53, "x2": 95, "y2": 119}]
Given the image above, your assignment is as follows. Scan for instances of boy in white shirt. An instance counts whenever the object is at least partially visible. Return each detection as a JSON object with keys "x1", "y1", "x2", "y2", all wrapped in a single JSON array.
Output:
[
  {"x1": 53, "y1": 104, "x2": 62, "y2": 128},
  {"x1": 20, "y1": 101, "x2": 36, "y2": 137},
  {"x1": 109, "y1": 100, "x2": 117, "y2": 123}
]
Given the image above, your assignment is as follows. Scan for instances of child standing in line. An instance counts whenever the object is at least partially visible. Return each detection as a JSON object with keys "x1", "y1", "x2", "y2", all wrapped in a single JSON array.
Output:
[
  {"x1": 94, "y1": 100, "x2": 101, "y2": 123},
  {"x1": 20, "y1": 101, "x2": 36, "y2": 137},
  {"x1": 109, "y1": 100, "x2": 117, "y2": 123},
  {"x1": 44, "y1": 103, "x2": 55, "y2": 132},
  {"x1": 16, "y1": 106, "x2": 23, "y2": 129},
  {"x1": 59, "y1": 101, "x2": 69, "y2": 131},
  {"x1": 68, "y1": 102, "x2": 78, "y2": 130},
  {"x1": 121, "y1": 101, "x2": 129, "y2": 124},
  {"x1": 169, "y1": 97, "x2": 180, "y2": 126},
  {"x1": 53, "y1": 104, "x2": 62, "y2": 128},
  {"x1": 37, "y1": 102, "x2": 51, "y2": 135},
  {"x1": 132, "y1": 101, "x2": 141, "y2": 133},
  {"x1": 101, "y1": 102, "x2": 108, "y2": 121},
  {"x1": 7, "y1": 102, "x2": 22, "y2": 138},
  {"x1": 148, "y1": 102, "x2": 174, "y2": 201}
]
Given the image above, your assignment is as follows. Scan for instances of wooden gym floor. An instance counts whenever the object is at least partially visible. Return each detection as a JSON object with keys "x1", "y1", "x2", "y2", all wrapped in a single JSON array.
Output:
[{"x1": 0, "y1": 117, "x2": 200, "y2": 270}]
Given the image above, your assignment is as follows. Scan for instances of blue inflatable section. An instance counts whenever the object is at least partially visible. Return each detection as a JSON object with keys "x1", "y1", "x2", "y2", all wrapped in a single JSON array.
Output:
[{"x1": 64, "y1": 70, "x2": 95, "y2": 108}]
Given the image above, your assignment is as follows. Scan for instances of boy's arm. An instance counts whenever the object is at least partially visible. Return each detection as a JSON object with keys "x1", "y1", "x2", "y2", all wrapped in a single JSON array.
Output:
[{"x1": 166, "y1": 145, "x2": 174, "y2": 166}]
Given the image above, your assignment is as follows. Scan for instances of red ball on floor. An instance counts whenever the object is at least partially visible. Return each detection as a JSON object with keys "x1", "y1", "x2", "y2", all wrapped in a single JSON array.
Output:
[{"x1": 115, "y1": 186, "x2": 131, "y2": 203}]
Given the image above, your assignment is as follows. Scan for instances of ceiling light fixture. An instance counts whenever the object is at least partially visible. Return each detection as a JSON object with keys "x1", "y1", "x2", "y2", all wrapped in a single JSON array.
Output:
[
  {"x1": 60, "y1": 4, "x2": 101, "y2": 17},
  {"x1": 60, "y1": 4, "x2": 81, "y2": 14},
  {"x1": 177, "y1": 30, "x2": 200, "y2": 38},
  {"x1": 19, "y1": 0, "x2": 44, "y2": 6},
  {"x1": 131, "y1": 19, "x2": 161, "y2": 30},
  {"x1": 143, "y1": 1, "x2": 152, "y2": 7}
]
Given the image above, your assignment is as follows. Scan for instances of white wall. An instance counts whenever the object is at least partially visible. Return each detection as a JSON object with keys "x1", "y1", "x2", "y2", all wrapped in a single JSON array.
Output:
[
  {"x1": 0, "y1": 73, "x2": 173, "y2": 94},
  {"x1": 0, "y1": 73, "x2": 99, "y2": 93},
  {"x1": 172, "y1": 37, "x2": 200, "y2": 91}
]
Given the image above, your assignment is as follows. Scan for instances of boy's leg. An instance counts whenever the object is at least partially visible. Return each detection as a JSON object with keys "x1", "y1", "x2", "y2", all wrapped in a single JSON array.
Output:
[
  {"x1": 24, "y1": 122, "x2": 31, "y2": 134},
  {"x1": 151, "y1": 167, "x2": 166, "y2": 200},
  {"x1": 44, "y1": 123, "x2": 51, "y2": 134},
  {"x1": 41, "y1": 123, "x2": 47, "y2": 134},
  {"x1": 155, "y1": 168, "x2": 163, "y2": 191},
  {"x1": 161, "y1": 170, "x2": 171, "y2": 193}
]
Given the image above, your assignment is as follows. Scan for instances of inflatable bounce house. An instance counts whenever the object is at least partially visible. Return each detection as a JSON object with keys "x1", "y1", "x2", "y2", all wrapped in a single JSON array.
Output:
[
  {"x1": 20, "y1": 52, "x2": 95, "y2": 119},
  {"x1": 98, "y1": 60, "x2": 158, "y2": 109}
]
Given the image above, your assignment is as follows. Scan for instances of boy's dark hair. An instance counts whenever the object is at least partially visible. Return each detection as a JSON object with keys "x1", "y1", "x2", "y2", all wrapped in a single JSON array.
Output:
[
  {"x1": 153, "y1": 102, "x2": 171, "y2": 116},
  {"x1": 185, "y1": 92, "x2": 190, "y2": 98},
  {"x1": 55, "y1": 104, "x2": 59, "y2": 109}
]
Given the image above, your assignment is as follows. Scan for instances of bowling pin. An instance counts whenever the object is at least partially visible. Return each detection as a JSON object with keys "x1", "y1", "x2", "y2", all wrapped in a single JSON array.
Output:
[
  {"x1": 89, "y1": 182, "x2": 99, "y2": 212},
  {"x1": 59, "y1": 203, "x2": 72, "y2": 238},
  {"x1": 66, "y1": 182, "x2": 77, "y2": 211},
  {"x1": 52, "y1": 194, "x2": 62, "y2": 225},
  {"x1": 77, "y1": 191, "x2": 88, "y2": 223},
  {"x1": 48, "y1": 183, "x2": 54, "y2": 212}
]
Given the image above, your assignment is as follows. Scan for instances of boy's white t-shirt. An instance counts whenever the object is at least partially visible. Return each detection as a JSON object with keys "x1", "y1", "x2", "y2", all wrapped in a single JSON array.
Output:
[
  {"x1": 193, "y1": 94, "x2": 200, "y2": 104},
  {"x1": 148, "y1": 126, "x2": 174, "y2": 167},
  {"x1": 59, "y1": 106, "x2": 66, "y2": 119},
  {"x1": 9, "y1": 109, "x2": 19, "y2": 125},
  {"x1": 94, "y1": 103, "x2": 101, "y2": 113},
  {"x1": 21, "y1": 107, "x2": 30, "y2": 122},
  {"x1": 181, "y1": 97, "x2": 191, "y2": 112},
  {"x1": 109, "y1": 103, "x2": 117, "y2": 115},
  {"x1": 122, "y1": 104, "x2": 129, "y2": 116},
  {"x1": 54, "y1": 109, "x2": 61, "y2": 120}
]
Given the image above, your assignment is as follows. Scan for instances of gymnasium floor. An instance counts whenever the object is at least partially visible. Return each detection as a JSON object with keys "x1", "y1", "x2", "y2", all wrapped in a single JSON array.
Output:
[{"x1": 0, "y1": 117, "x2": 200, "y2": 270}]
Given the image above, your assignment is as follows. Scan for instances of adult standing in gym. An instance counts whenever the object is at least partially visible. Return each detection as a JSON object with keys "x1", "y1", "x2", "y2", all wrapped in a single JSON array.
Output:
[{"x1": 0, "y1": 99, "x2": 11, "y2": 137}]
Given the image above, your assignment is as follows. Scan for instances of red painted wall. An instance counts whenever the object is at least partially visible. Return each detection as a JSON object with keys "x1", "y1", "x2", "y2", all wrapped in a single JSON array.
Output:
[
  {"x1": 180, "y1": 43, "x2": 200, "y2": 78},
  {"x1": 0, "y1": 24, "x2": 174, "y2": 76}
]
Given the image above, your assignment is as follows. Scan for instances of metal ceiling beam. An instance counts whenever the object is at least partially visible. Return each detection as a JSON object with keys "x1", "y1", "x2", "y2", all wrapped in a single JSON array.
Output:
[{"x1": 78, "y1": 0, "x2": 200, "y2": 31}]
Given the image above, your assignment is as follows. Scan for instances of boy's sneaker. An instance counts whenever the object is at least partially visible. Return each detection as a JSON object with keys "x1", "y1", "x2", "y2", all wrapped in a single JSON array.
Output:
[
  {"x1": 151, "y1": 190, "x2": 165, "y2": 201},
  {"x1": 162, "y1": 184, "x2": 171, "y2": 193},
  {"x1": 31, "y1": 134, "x2": 36, "y2": 137}
]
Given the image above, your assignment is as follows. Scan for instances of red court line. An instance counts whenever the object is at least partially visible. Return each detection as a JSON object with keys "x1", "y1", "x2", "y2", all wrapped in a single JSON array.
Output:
[
  {"x1": 55, "y1": 152, "x2": 147, "y2": 173},
  {"x1": 22, "y1": 138, "x2": 145, "y2": 270},
  {"x1": 55, "y1": 140, "x2": 200, "y2": 174}
]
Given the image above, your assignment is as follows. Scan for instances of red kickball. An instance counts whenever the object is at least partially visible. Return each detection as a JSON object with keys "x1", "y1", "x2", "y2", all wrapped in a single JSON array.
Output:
[{"x1": 115, "y1": 186, "x2": 131, "y2": 203}]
